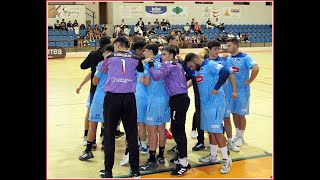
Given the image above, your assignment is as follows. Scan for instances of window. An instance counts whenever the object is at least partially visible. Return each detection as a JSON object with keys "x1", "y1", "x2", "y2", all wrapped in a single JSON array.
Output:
[
  {"x1": 195, "y1": 2, "x2": 213, "y2": 4},
  {"x1": 233, "y1": 2, "x2": 250, "y2": 5},
  {"x1": 266, "y1": 2, "x2": 272, "y2": 6}
]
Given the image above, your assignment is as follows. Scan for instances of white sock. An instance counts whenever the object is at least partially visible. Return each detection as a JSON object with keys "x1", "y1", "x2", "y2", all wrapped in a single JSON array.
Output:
[
  {"x1": 238, "y1": 130, "x2": 245, "y2": 137},
  {"x1": 220, "y1": 146, "x2": 229, "y2": 160},
  {"x1": 235, "y1": 128, "x2": 239, "y2": 137},
  {"x1": 179, "y1": 157, "x2": 188, "y2": 167},
  {"x1": 137, "y1": 139, "x2": 141, "y2": 147},
  {"x1": 210, "y1": 144, "x2": 218, "y2": 157},
  {"x1": 117, "y1": 125, "x2": 120, "y2": 131},
  {"x1": 228, "y1": 138, "x2": 233, "y2": 145},
  {"x1": 141, "y1": 141, "x2": 147, "y2": 149}
]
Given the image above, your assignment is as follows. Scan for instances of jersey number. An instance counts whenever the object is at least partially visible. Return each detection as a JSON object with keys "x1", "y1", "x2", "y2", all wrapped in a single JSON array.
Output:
[{"x1": 121, "y1": 59, "x2": 125, "y2": 75}]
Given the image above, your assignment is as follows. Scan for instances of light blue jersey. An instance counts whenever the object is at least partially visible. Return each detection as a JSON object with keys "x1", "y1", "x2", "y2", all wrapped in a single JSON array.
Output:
[
  {"x1": 208, "y1": 56, "x2": 233, "y2": 117},
  {"x1": 135, "y1": 61, "x2": 150, "y2": 123},
  {"x1": 145, "y1": 58, "x2": 170, "y2": 126},
  {"x1": 89, "y1": 61, "x2": 108, "y2": 122},
  {"x1": 195, "y1": 59, "x2": 225, "y2": 133},
  {"x1": 226, "y1": 52, "x2": 257, "y2": 115}
]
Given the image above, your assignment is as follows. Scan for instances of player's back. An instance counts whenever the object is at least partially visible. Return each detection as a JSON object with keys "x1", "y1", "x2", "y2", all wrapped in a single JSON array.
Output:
[
  {"x1": 195, "y1": 60, "x2": 225, "y2": 106},
  {"x1": 212, "y1": 57, "x2": 233, "y2": 99},
  {"x1": 148, "y1": 59, "x2": 169, "y2": 101},
  {"x1": 135, "y1": 61, "x2": 149, "y2": 99}
]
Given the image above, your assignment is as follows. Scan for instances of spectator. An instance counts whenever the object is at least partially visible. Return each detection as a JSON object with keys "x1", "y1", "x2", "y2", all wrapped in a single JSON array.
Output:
[
  {"x1": 194, "y1": 22, "x2": 202, "y2": 35},
  {"x1": 82, "y1": 36, "x2": 90, "y2": 46},
  {"x1": 165, "y1": 19, "x2": 171, "y2": 29},
  {"x1": 213, "y1": 18, "x2": 225, "y2": 32},
  {"x1": 206, "y1": 18, "x2": 214, "y2": 29},
  {"x1": 154, "y1": 19, "x2": 160, "y2": 29},
  {"x1": 184, "y1": 23, "x2": 190, "y2": 35},
  {"x1": 134, "y1": 24, "x2": 142, "y2": 35},
  {"x1": 102, "y1": 25, "x2": 107, "y2": 36},
  {"x1": 114, "y1": 25, "x2": 121, "y2": 38},
  {"x1": 136, "y1": 17, "x2": 145, "y2": 31},
  {"x1": 77, "y1": 35, "x2": 83, "y2": 48},
  {"x1": 54, "y1": 20, "x2": 61, "y2": 30},
  {"x1": 228, "y1": 32, "x2": 234, "y2": 38},
  {"x1": 170, "y1": 29, "x2": 175, "y2": 35},
  {"x1": 61, "y1": 19, "x2": 67, "y2": 30},
  {"x1": 67, "y1": 20, "x2": 73, "y2": 31},
  {"x1": 120, "y1": 19, "x2": 126, "y2": 28},
  {"x1": 236, "y1": 33, "x2": 241, "y2": 41},
  {"x1": 88, "y1": 29, "x2": 95, "y2": 42},
  {"x1": 160, "y1": 19, "x2": 167, "y2": 31},
  {"x1": 158, "y1": 44, "x2": 164, "y2": 53},
  {"x1": 73, "y1": 20, "x2": 79, "y2": 27},
  {"x1": 191, "y1": 18, "x2": 195, "y2": 29},
  {"x1": 243, "y1": 33, "x2": 249, "y2": 42},
  {"x1": 175, "y1": 27, "x2": 182, "y2": 36},
  {"x1": 123, "y1": 25, "x2": 130, "y2": 36},
  {"x1": 146, "y1": 22, "x2": 152, "y2": 33}
]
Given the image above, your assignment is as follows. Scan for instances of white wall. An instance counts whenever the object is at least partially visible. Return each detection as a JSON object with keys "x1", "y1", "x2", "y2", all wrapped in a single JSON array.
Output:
[
  {"x1": 76, "y1": 2, "x2": 100, "y2": 25},
  {"x1": 47, "y1": 4, "x2": 86, "y2": 27},
  {"x1": 109, "y1": 2, "x2": 272, "y2": 25}
]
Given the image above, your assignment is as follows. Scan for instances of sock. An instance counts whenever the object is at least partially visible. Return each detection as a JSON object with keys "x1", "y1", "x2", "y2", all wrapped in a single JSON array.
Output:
[
  {"x1": 141, "y1": 141, "x2": 147, "y2": 149},
  {"x1": 159, "y1": 146, "x2": 165, "y2": 157},
  {"x1": 85, "y1": 141, "x2": 93, "y2": 152},
  {"x1": 228, "y1": 138, "x2": 233, "y2": 145},
  {"x1": 100, "y1": 128, "x2": 104, "y2": 137},
  {"x1": 220, "y1": 146, "x2": 229, "y2": 160},
  {"x1": 137, "y1": 138, "x2": 141, "y2": 147},
  {"x1": 238, "y1": 130, "x2": 245, "y2": 137},
  {"x1": 125, "y1": 146, "x2": 129, "y2": 155},
  {"x1": 93, "y1": 139, "x2": 96, "y2": 144},
  {"x1": 117, "y1": 125, "x2": 120, "y2": 131},
  {"x1": 235, "y1": 128, "x2": 239, "y2": 137},
  {"x1": 210, "y1": 144, "x2": 218, "y2": 157},
  {"x1": 84, "y1": 130, "x2": 88, "y2": 137},
  {"x1": 149, "y1": 150, "x2": 156, "y2": 162},
  {"x1": 179, "y1": 157, "x2": 188, "y2": 167}
]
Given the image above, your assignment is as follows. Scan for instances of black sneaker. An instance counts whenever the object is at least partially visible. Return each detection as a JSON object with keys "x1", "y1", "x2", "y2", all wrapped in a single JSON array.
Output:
[
  {"x1": 192, "y1": 142, "x2": 205, "y2": 151},
  {"x1": 171, "y1": 163, "x2": 191, "y2": 175},
  {"x1": 167, "y1": 145, "x2": 177, "y2": 154},
  {"x1": 156, "y1": 155, "x2": 165, "y2": 164},
  {"x1": 79, "y1": 151, "x2": 94, "y2": 161},
  {"x1": 115, "y1": 130, "x2": 125, "y2": 139},
  {"x1": 131, "y1": 170, "x2": 141, "y2": 178},
  {"x1": 139, "y1": 159, "x2": 158, "y2": 171},
  {"x1": 99, "y1": 170, "x2": 113, "y2": 178}
]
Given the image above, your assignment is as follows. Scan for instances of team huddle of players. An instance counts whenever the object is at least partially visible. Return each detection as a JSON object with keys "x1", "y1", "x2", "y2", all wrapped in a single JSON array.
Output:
[{"x1": 77, "y1": 34, "x2": 259, "y2": 178}]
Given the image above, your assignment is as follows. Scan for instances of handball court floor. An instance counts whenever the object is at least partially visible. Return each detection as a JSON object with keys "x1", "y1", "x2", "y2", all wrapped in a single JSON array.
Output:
[{"x1": 47, "y1": 47, "x2": 273, "y2": 179}]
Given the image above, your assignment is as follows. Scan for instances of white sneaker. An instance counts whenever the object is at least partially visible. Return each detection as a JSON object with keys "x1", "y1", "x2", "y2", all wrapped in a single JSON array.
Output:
[
  {"x1": 190, "y1": 130, "x2": 197, "y2": 139},
  {"x1": 120, "y1": 153, "x2": 129, "y2": 166},
  {"x1": 100, "y1": 136, "x2": 104, "y2": 144},
  {"x1": 220, "y1": 158, "x2": 232, "y2": 174},
  {"x1": 227, "y1": 142, "x2": 240, "y2": 152},
  {"x1": 234, "y1": 137, "x2": 245, "y2": 147},
  {"x1": 82, "y1": 136, "x2": 87, "y2": 146},
  {"x1": 198, "y1": 154, "x2": 220, "y2": 163}
]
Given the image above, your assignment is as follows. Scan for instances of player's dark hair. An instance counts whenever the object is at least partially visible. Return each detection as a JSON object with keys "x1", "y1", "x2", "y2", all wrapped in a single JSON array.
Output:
[
  {"x1": 166, "y1": 34, "x2": 177, "y2": 44},
  {"x1": 144, "y1": 43, "x2": 159, "y2": 56},
  {"x1": 99, "y1": 36, "x2": 112, "y2": 48},
  {"x1": 103, "y1": 44, "x2": 114, "y2": 52},
  {"x1": 226, "y1": 37, "x2": 239, "y2": 46},
  {"x1": 168, "y1": 44, "x2": 179, "y2": 55},
  {"x1": 184, "y1": 53, "x2": 198, "y2": 65},
  {"x1": 207, "y1": 40, "x2": 220, "y2": 50},
  {"x1": 113, "y1": 36, "x2": 129, "y2": 48},
  {"x1": 162, "y1": 45, "x2": 177, "y2": 58},
  {"x1": 131, "y1": 40, "x2": 147, "y2": 51}
]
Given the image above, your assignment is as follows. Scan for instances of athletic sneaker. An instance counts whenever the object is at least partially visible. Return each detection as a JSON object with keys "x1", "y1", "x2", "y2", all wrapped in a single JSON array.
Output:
[
  {"x1": 99, "y1": 170, "x2": 113, "y2": 178},
  {"x1": 99, "y1": 135, "x2": 104, "y2": 144},
  {"x1": 171, "y1": 163, "x2": 191, "y2": 175},
  {"x1": 139, "y1": 159, "x2": 158, "y2": 171},
  {"x1": 79, "y1": 151, "x2": 94, "y2": 161},
  {"x1": 130, "y1": 170, "x2": 141, "y2": 178},
  {"x1": 192, "y1": 142, "x2": 205, "y2": 151},
  {"x1": 165, "y1": 129, "x2": 173, "y2": 139},
  {"x1": 91, "y1": 143, "x2": 97, "y2": 151},
  {"x1": 233, "y1": 137, "x2": 245, "y2": 147},
  {"x1": 140, "y1": 145, "x2": 149, "y2": 154},
  {"x1": 167, "y1": 145, "x2": 177, "y2": 154},
  {"x1": 115, "y1": 130, "x2": 125, "y2": 138},
  {"x1": 227, "y1": 142, "x2": 240, "y2": 152},
  {"x1": 120, "y1": 153, "x2": 129, "y2": 166},
  {"x1": 82, "y1": 136, "x2": 87, "y2": 146},
  {"x1": 220, "y1": 158, "x2": 232, "y2": 174},
  {"x1": 190, "y1": 130, "x2": 197, "y2": 139},
  {"x1": 156, "y1": 155, "x2": 165, "y2": 164},
  {"x1": 198, "y1": 154, "x2": 220, "y2": 163}
]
